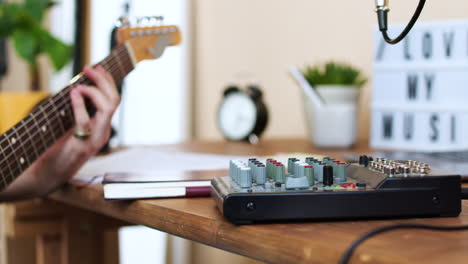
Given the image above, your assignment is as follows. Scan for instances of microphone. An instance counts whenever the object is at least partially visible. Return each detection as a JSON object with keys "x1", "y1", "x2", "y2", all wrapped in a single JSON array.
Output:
[{"x1": 375, "y1": 0, "x2": 426, "y2": 45}]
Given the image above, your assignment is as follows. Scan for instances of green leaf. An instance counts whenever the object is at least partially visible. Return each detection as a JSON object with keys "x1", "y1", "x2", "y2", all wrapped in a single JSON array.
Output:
[
  {"x1": 12, "y1": 29, "x2": 39, "y2": 66},
  {"x1": 0, "y1": 3, "x2": 39, "y2": 37},
  {"x1": 0, "y1": 1, "x2": 71, "y2": 72},
  {"x1": 35, "y1": 28, "x2": 72, "y2": 71},
  {"x1": 23, "y1": 0, "x2": 52, "y2": 22},
  {"x1": 0, "y1": 4, "x2": 22, "y2": 36},
  {"x1": 302, "y1": 61, "x2": 367, "y2": 88}
]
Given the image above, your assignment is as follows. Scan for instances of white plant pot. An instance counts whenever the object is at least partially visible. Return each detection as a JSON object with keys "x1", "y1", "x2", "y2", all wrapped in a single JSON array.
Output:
[
  {"x1": 303, "y1": 101, "x2": 357, "y2": 148},
  {"x1": 316, "y1": 85, "x2": 359, "y2": 105},
  {"x1": 289, "y1": 67, "x2": 360, "y2": 148},
  {"x1": 302, "y1": 85, "x2": 359, "y2": 148}
]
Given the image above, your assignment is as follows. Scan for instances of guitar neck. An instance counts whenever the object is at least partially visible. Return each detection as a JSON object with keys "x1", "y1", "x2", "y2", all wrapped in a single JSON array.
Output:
[{"x1": 0, "y1": 44, "x2": 134, "y2": 190}]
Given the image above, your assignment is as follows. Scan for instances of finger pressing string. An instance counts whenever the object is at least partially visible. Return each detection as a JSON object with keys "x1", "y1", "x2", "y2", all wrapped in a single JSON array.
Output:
[
  {"x1": 70, "y1": 88, "x2": 92, "y2": 141},
  {"x1": 73, "y1": 128, "x2": 91, "y2": 140}
]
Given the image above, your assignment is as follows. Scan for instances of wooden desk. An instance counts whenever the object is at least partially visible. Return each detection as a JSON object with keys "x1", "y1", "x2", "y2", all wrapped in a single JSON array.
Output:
[{"x1": 20, "y1": 139, "x2": 468, "y2": 263}]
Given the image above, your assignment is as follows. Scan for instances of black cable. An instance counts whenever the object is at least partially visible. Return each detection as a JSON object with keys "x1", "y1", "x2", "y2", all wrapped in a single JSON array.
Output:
[
  {"x1": 339, "y1": 223, "x2": 468, "y2": 264},
  {"x1": 377, "y1": 0, "x2": 426, "y2": 44}
]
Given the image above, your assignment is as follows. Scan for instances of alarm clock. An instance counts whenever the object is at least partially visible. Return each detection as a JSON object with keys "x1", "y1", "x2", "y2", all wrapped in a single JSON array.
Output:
[{"x1": 217, "y1": 85, "x2": 268, "y2": 144}]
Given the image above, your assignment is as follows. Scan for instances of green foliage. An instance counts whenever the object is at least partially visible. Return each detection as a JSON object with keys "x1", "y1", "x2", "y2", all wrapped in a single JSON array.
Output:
[
  {"x1": 302, "y1": 61, "x2": 367, "y2": 88},
  {"x1": 0, "y1": 0, "x2": 71, "y2": 71}
]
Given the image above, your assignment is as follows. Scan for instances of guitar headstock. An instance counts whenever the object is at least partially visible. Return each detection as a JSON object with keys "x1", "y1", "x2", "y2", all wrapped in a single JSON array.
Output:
[{"x1": 116, "y1": 16, "x2": 181, "y2": 63}]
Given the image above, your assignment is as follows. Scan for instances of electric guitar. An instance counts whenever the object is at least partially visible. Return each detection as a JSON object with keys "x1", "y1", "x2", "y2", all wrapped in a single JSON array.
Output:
[{"x1": 0, "y1": 17, "x2": 181, "y2": 191}]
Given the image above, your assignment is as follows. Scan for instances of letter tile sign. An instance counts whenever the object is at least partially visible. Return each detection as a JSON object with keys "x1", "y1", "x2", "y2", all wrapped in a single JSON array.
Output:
[{"x1": 371, "y1": 20, "x2": 468, "y2": 151}]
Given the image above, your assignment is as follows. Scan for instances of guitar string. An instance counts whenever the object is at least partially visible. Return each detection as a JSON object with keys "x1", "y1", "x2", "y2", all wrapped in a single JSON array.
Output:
[
  {"x1": 0, "y1": 24, "x2": 182, "y2": 180},
  {"x1": 0, "y1": 45, "x2": 134, "y2": 180},
  {"x1": 0, "y1": 48, "x2": 133, "y2": 173},
  {"x1": 0, "y1": 50, "x2": 133, "y2": 183},
  {"x1": 0, "y1": 46, "x2": 131, "y2": 159},
  {"x1": 0, "y1": 48, "x2": 132, "y2": 170},
  {"x1": 0, "y1": 45, "x2": 130, "y2": 147},
  {"x1": 0, "y1": 25, "x2": 179, "y2": 178},
  {"x1": 0, "y1": 45, "x2": 131, "y2": 149}
]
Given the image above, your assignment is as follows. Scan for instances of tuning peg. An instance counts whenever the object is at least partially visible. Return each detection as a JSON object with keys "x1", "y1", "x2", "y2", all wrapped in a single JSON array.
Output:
[
  {"x1": 116, "y1": 16, "x2": 130, "y2": 28},
  {"x1": 137, "y1": 17, "x2": 149, "y2": 26},
  {"x1": 152, "y1": 16, "x2": 164, "y2": 25}
]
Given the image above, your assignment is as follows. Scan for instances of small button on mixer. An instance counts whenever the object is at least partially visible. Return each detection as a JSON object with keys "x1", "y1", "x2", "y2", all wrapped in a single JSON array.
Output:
[{"x1": 246, "y1": 202, "x2": 256, "y2": 211}]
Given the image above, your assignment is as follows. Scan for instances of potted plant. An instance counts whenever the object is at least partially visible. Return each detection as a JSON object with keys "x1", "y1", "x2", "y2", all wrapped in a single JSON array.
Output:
[
  {"x1": 290, "y1": 61, "x2": 367, "y2": 148},
  {"x1": 0, "y1": 0, "x2": 72, "y2": 132},
  {"x1": 0, "y1": 0, "x2": 72, "y2": 91},
  {"x1": 302, "y1": 61, "x2": 367, "y2": 104}
]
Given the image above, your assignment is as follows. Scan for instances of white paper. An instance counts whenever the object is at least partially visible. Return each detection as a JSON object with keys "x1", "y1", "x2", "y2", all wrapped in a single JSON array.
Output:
[{"x1": 73, "y1": 148, "x2": 245, "y2": 182}]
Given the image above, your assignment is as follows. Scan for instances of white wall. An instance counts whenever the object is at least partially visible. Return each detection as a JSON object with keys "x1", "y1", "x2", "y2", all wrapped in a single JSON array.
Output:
[
  {"x1": 89, "y1": 0, "x2": 192, "y2": 263},
  {"x1": 193, "y1": 0, "x2": 466, "y2": 145},
  {"x1": 48, "y1": 0, "x2": 76, "y2": 93},
  {"x1": 90, "y1": 0, "x2": 191, "y2": 145}
]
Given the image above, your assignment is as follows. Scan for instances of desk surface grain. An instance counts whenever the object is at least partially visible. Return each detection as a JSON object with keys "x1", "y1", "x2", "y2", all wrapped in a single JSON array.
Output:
[{"x1": 48, "y1": 139, "x2": 468, "y2": 264}]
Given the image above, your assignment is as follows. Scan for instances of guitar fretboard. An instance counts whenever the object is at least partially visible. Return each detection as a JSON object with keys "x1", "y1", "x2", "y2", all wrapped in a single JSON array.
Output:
[{"x1": 0, "y1": 45, "x2": 134, "y2": 190}]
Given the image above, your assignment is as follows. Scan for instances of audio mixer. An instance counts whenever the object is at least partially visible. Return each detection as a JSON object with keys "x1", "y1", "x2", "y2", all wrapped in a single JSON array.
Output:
[{"x1": 211, "y1": 156, "x2": 462, "y2": 224}]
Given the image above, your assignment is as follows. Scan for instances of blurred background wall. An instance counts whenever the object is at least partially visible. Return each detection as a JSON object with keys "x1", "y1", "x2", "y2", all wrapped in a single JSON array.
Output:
[
  {"x1": 1, "y1": 1, "x2": 466, "y2": 144},
  {"x1": 193, "y1": 0, "x2": 463, "y2": 146}
]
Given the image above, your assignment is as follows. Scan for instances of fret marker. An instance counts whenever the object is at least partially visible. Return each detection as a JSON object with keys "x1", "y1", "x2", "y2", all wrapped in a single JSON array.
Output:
[
  {"x1": 42, "y1": 126, "x2": 47, "y2": 132},
  {"x1": 61, "y1": 110, "x2": 66, "y2": 117},
  {"x1": 11, "y1": 137, "x2": 16, "y2": 144},
  {"x1": 20, "y1": 157, "x2": 25, "y2": 164}
]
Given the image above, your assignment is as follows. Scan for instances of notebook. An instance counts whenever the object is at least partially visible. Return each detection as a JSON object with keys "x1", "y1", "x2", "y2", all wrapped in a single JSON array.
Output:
[{"x1": 102, "y1": 169, "x2": 228, "y2": 200}]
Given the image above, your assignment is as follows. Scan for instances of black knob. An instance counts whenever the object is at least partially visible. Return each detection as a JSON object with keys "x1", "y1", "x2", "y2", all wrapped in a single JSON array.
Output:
[
  {"x1": 323, "y1": 165, "x2": 334, "y2": 186},
  {"x1": 359, "y1": 155, "x2": 370, "y2": 167},
  {"x1": 246, "y1": 202, "x2": 256, "y2": 211},
  {"x1": 356, "y1": 183, "x2": 367, "y2": 189},
  {"x1": 359, "y1": 155, "x2": 365, "y2": 165}
]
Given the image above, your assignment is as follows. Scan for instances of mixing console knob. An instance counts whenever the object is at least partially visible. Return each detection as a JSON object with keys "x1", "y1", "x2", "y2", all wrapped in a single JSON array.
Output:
[
  {"x1": 323, "y1": 165, "x2": 334, "y2": 186},
  {"x1": 296, "y1": 163, "x2": 308, "y2": 178},
  {"x1": 304, "y1": 165, "x2": 314, "y2": 186},
  {"x1": 256, "y1": 165, "x2": 266, "y2": 184},
  {"x1": 314, "y1": 162, "x2": 325, "y2": 182},
  {"x1": 275, "y1": 164, "x2": 286, "y2": 183},
  {"x1": 294, "y1": 161, "x2": 303, "y2": 177},
  {"x1": 240, "y1": 167, "x2": 252, "y2": 188},
  {"x1": 288, "y1": 158, "x2": 299, "y2": 174},
  {"x1": 305, "y1": 157, "x2": 315, "y2": 164},
  {"x1": 403, "y1": 166, "x2": 410, "y2": 176},
  {"x1": 359, "y1": 155, "x2": 370, "y2": 167},
  {"x1": 285, "y1": 176, "x2": 309, "y2": 189}
]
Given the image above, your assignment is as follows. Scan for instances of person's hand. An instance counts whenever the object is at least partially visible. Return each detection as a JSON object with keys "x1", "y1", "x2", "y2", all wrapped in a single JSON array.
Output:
[
  {"x1": 0, "y1": 65, "x2": 120, "y2": 200},
  {"x1": 70, "y1": 65, "x2": 120, "y2": 156}
]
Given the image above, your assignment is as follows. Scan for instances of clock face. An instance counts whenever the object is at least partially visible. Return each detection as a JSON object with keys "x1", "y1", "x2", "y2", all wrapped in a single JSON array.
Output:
[{"x1": 218, "y1": 93, "x2": 257, "y2": 140}]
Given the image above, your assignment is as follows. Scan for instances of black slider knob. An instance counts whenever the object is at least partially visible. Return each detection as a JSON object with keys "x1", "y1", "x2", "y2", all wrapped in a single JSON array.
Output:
[
  {"x1": 323, "y1": 165, "x2": 334, "y2": 186},
  {"x1": 359, "y1": 155, "x2": 369, "y2": 166}
]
